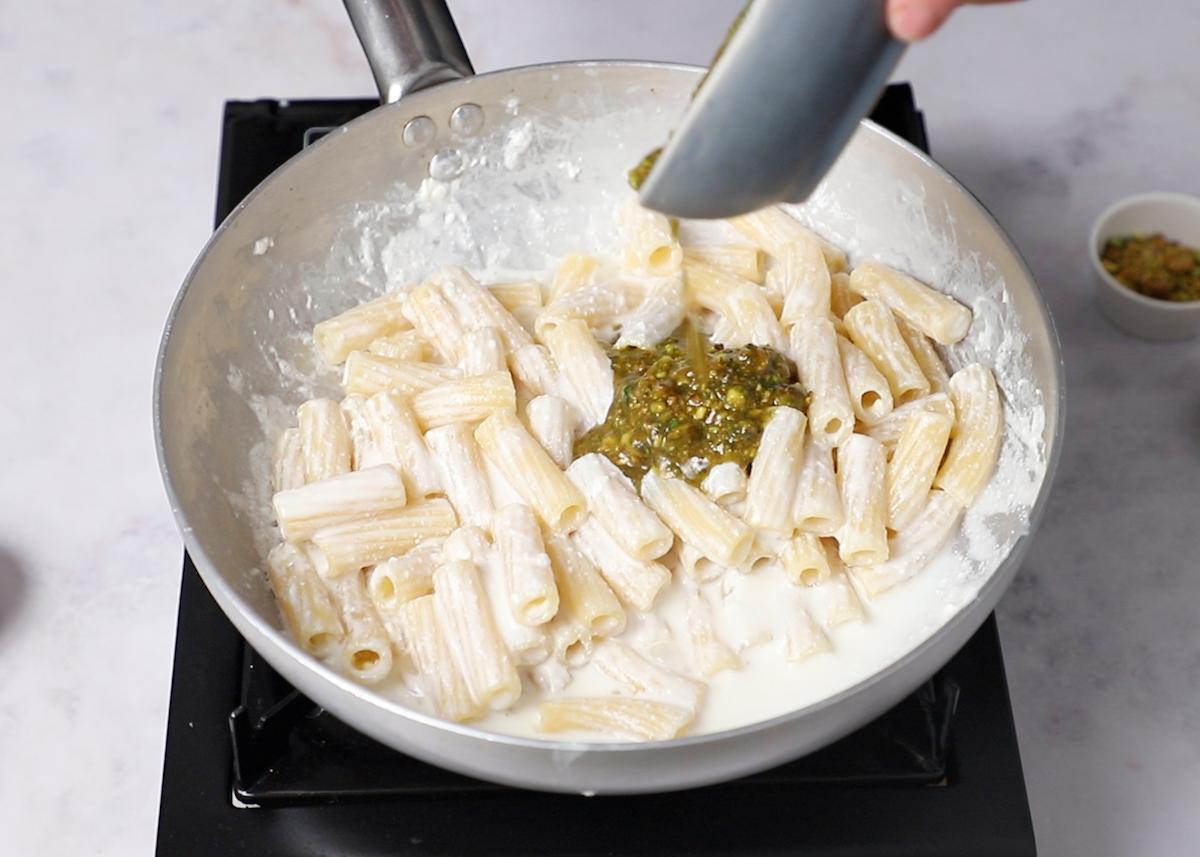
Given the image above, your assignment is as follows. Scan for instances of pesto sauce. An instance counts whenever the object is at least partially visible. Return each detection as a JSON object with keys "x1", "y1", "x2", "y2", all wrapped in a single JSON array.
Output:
[
  {"x1": 575, "y1": 335, "x2": 806, "y2": 485},
  {"x1": 625, "y1": 1, "x2": 753, "y2": 191}
]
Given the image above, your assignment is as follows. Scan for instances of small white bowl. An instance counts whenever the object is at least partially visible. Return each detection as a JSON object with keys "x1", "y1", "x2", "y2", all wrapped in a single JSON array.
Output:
[{"x1": 1089, "y1": 192, "x2": 1200, "y2": 340}]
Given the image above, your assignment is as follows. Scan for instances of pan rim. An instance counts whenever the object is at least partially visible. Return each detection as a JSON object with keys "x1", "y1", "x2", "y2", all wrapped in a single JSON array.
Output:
[{"x1": 153, "y1": 59, "x2": 1065, "y2": 756}]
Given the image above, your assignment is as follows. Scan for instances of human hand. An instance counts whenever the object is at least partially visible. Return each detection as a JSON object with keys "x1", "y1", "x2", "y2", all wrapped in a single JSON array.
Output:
[{"x1": 887, "y1": 0, "x2": 1019, "y2": 42}]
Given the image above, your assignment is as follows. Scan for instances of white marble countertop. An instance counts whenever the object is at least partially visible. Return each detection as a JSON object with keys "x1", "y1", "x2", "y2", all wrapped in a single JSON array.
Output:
[{"x1": 2, "y1": 1, "x2": 1197, "y2": 854}]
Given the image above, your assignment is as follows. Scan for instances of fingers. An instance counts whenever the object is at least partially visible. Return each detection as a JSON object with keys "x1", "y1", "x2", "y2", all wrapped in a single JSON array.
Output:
[{"x1": 887, "y1": 0, "x2": 1018, "y2": 42}]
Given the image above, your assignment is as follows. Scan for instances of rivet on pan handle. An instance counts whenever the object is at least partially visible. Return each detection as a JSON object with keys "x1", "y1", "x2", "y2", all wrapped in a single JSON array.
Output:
[{"x1": 343, "y1": 0, "x2": 474, "y2": 104}]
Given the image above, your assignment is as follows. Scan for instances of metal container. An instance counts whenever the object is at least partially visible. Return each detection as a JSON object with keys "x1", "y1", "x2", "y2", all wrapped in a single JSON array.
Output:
[{"x1": 155, "y1": 0, "x2": 1063, "y2": 793}]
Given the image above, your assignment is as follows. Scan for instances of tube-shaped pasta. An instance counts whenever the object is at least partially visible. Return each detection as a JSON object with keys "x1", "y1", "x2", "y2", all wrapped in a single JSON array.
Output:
[
  {"x1": 887, "y1": 410, "x2": 954, "y2": 531},
  {"x1": 400, "y1": 282, "x2": 467, "y2": 363},
  {"x1": 743, "y1": 406, "x2": 807, "y2": 534},
  {"x1": 411, "y1": 371, "x2": 517, "y2": 430},
  {"x1": 619, "y1": 197, "x2": 683, "y2": 276},
  {"x1": 549, "y1": 253, "x2": 598, "y2": 299},
  {"x1": 861, "y1": 392, "x2": 956, "y2": 449},
  {"x1": 791, "y1": 433, "x2": 844, "y2": 535},
  {"x1": 475, "y1": 412, "x2": 588, "y2": 532},
  {"x1": 613, "y1": 275, "x2": 686, "y2": 349},
  {"x1": 526, "y1": 394, "x2": 577, "y2": 468},
  {"x1": 675, "y1": 542, "x2": 726, "y2": 582},
  {"x1": 730, "y1": 207, "x2": 847, "y2": 271},
  {"x1": 444, "y1": 525, "x2": 551, "y2": 667},
  {"x1": 528, "y1": 657, "x2": 571, "y2": 694},
  {"x1": 313, "y1": 292, "x2": 410, "y2": 366},
  {"x1": 681, "y1": 584, "x2": 739, "y2": 677},
  {"x1": 770, "y1": 233, "x2": 832, "y2": 322},
  {"x1": 297, "y1": 398, "x2": 352, "y2": 483},
  {"x1": 493, "y1": 504, "x2": 559, "y2": 626},
  {"x1": 684, "y1": 260, "x2": 784, "y2": 351},
  {"x1": 509, "y1": 343, "x2": 561, "y2": 399},
  {"x1": 538, "y1": 318, "x2": 613, "y2": 431},
  {"x1": 458, "y1": 327, "x2": 508, "y2": 376},
  {"x1": 273, "y1": 464, "x2": 408, "y2": 543},
  {"x1": 431, "y1": 266, "x2": 532, "y2": 353},
  {"x1": 809, "y1": 564, "x2": 865, "y2": 630},
  {"x1": 895, "y1": 317, "x2": 950, "y2": 394},
  {"x1": 641, "y1": 470, "x2": 754, "y2": 568},
  {"x1": 272, "y1": 427, "x2": 305, "y2": 493},
  {"x1": 701, "y1": 461, "x2": 748, "y2": 507},
  {"x1": 310, "y1": 499, "x2": 458, "y2": 578},
  {"x1": 487, "y1": 279, "x2": 544, "y2": 317},
  {"x1": 340, "y1": 395, "x2": 384, "y2": 470},
  {"x1": 835, "y1": 434, "x2": 889, "y2": 566},
  {"x1": 566, "y1": 453, "x2": 674, "y2": 560},
  {"x1": 341, "y1": 351, "x2": 460, "y2": 397},
  {"x1": 593, "y1": 640, "x2": 704, "y2": 713},
  {"x1": 848, "y1": 262, "x2": 972, "y2": 345},
  {"x1": 843, "y1": 300, "x2": 930, "y2": 405},
  {"x1": 538, "y1": 697, "x2": 693, "y2": 741},
  {"x1": 322, "y1": 569, "x2": 395, "y2": 684},
  {"x1": 424, "y1": 422, "x2": 495, "y2": 530},
  {"x1": 535, "y1": 282, "x2": 628, "y2": 340},
  {"x1": 433, "y1": 559, "x2": 522, "y2": 710},
  {"x1": 789, "y1": 318, "x2": 854, "y2": 448},
  {"x1": 849, "y1": 489, "x2": 963, "y2": 597},
  {"x1": 837, "y1": 336, "x2": 894, "y2": 425},
  {"x1": 364, "y1": 391, "x2": 443, "y2": 497},
  {"x1": 780, "y1": 588, "x2": 831, "y2": 662},
  {"x1": 829, "y1": 271, "x2": 863, "y2": 319},
  {"x1": 393, "y1": 594, "x2": 482, "y2": 722},
  {"x1": 547, "y1": 610, "x2": 593, "y2": 666},
  {"x1": 934, "y1": 363, "x2": 1003, "y2": 505},
  {"x1": 545, "y1": 534, "x2": 626, "y2": 638},
  {"x1": 572, "y1": 517, "x2": 672, "y2": 611},
  {"x1": 781, "y1": 532, "x2": 831, "y2": 586},
  {"x1": 367, "y1": 328, "x2": 429, "y2": 362},
  {"x1": 683, "y1": 244, "x2": 764, "y2": 283},
  {"x1": 367, "y1": 542, "x2": 441, "y2": 610},
  {"x1": 266, "y1": 542, "x2": 343, "y2": 657}
]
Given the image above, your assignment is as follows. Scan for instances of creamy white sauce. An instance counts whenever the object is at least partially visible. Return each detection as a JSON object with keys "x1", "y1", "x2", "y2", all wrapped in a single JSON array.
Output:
[{"x1": 232, "y1": 95, "x2": 1048, "y2": 743}]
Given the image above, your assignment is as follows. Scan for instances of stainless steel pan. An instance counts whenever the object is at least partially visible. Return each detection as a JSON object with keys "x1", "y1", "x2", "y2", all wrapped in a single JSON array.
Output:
[{"x1": 154, "y1": 0, "x2": 1063, "y2": 793}]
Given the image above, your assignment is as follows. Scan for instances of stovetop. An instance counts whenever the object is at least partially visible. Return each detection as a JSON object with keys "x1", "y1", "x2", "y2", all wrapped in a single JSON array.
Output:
[{"x1": 156, "y1": 84, "x2": 1036, "y2": 857}]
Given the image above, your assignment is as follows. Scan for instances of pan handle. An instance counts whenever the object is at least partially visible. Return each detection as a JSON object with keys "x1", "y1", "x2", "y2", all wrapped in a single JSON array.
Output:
[{"x1": 342, "y1": 0, "x2": 474, "y2": 103}]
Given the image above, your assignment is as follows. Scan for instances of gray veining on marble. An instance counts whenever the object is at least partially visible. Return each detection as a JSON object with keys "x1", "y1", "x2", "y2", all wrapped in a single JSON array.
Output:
[{"x1": 1, "y1": 1, "x2": 1196, "y2": 854}]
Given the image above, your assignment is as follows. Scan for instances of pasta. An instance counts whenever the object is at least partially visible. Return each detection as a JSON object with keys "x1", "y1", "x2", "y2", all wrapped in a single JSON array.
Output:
[
  {"x1": 364, "y1": 391, "x2": 443, "y2": 497},
  {"x1": 273, "y1": 464, "x2": 408, "y2": 543},
  {"x1": 492, "y1": 504, "x2": 559, "y2": 626},
  {"x1": 297, "y1": 398, "x2": 352, "y2": 484},
  {"x1": 266, "y1": 542, "x2": 343, "y2": 657},
  {"x1": 847, "y1": 262, "x2": 972, "y2": 345},
  {"x1": 566, "y1": 453, "x2": 674, "y2": 561},
  {"x1": 313, "y1": 292, "x2": 410, "y2": 366},
  {"x1": 475, "y1": 411, "x2": 587, "y2": 532},
  {"x1": 835, "y1": 434, "x2": 889, "y2": 566},
  {"x1": 262, "y1": 199, "x2": 1009, "y2": 743},
  {"x1": 788, "y1": 318, "x2": 854, "y2": 448},
  {"x1": 642, "y1": 470, "x2": 754, "y2": 569},
  {"x1": 842, "y1": 300, "x2": 930, "y2": 405},
  {"x1": 682, "y1": 244, "x2": 764, "y2": 283},
  {"x1": 423, "y1": 422, "x2": 495, "y2": 530},
  {"x1": 743, "y1": 406, "x2": 807, "y2": 533},
  {"x1": 934, "y1": 363, "x2": 1003, "y2": 505}
]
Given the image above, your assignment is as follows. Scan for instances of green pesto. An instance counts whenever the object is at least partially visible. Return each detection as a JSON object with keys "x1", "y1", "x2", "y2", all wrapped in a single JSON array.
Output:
[
  {"x1": 625, "y1": 1, "x2": 752, "y2": 190},
  {"x1": 576, "y1": 334, "x2": 806, "y2": 486}
]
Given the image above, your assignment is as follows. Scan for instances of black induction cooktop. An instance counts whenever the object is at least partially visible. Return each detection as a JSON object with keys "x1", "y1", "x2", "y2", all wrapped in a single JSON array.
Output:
[{"x1": 155, "y1": 84, "x2": 1036, "y2": 857}]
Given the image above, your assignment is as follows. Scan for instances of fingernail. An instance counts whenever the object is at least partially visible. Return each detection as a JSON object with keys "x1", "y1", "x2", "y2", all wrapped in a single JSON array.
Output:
[{"x1": 890, "y1": 3, "x2": 937, "y2": 42}]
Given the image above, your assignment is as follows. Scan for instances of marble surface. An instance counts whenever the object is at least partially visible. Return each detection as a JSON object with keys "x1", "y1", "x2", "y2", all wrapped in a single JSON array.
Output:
[{"x1": 2, "y1": 1, "x2": 1197, "y2": 854}]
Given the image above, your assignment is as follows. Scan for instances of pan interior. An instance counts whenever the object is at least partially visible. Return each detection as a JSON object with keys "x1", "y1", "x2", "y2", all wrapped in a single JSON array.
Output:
[{"x1": 157, "y1": 63, "x2": 1055, "y2": 741}]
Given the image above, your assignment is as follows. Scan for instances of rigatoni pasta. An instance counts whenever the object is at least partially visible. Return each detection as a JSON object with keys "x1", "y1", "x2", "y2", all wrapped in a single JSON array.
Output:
[{"x1": 262, "y1": 198, "x2": 1014, "y2": 744}]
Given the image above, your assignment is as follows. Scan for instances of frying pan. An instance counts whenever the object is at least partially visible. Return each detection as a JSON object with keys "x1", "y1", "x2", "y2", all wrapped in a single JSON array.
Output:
[{"x1": 154, "y1": 0, "x2": 1063, "y2": 793}]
